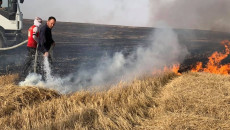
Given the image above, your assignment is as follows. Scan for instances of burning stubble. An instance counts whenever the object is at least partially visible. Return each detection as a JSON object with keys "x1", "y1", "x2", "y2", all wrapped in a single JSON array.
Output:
[{"x1": 191, "y1": 40, "x2": 230, "y2": 74}]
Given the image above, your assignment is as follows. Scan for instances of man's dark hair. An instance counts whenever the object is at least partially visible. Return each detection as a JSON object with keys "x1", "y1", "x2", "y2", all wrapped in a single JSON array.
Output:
[{"x1": 48, "y1": 16, "x2": 56, "y2": 21}]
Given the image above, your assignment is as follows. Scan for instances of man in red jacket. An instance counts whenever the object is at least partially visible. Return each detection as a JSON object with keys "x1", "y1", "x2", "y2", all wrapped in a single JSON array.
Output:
[{"x1": 22, "y1": 17, "x2": 42, "y2": 76}]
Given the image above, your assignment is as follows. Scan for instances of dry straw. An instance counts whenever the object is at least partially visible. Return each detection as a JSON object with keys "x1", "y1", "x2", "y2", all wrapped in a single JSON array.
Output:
[{"x1": 0, "y1": 72, "x2": 230, "y2": 129}]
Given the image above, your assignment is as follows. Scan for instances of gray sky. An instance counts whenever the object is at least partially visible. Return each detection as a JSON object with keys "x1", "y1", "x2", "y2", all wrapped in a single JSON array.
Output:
[
  {"x1": 20, "y1": 0, "x2": 151, "y2": 27},
  {"x1": 20, "y1": 0, "x2": 230, "y2": 31}
]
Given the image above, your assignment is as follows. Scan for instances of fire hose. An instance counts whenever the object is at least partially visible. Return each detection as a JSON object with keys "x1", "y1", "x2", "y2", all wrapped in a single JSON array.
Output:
[
  {"x1": 0, "y1": 40, "x2": 38, "y2": 72},
  {"x1": 0, "y1": 40, "x2": 36, "y2": 73},
  {"x1": 0, "y1": 40, "x2": 54, "y2": 73},
  {"x1": 33, "y1": 43, "x2": 39, "y2": 73},
  {"x1": 0, "y1": 40, "x2": 28, "y2": 51}
]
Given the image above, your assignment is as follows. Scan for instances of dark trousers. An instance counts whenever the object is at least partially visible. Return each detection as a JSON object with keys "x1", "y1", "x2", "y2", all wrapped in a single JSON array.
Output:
[
  {"x1": 22, "y1": 47, "x2": 37, "y2": 76},
  {"x1": 36, "y1": 51, "x2": 53, "y2": 80},
  {"x1": 21, "y1": 48, "x2": 53, "y2": 80}
]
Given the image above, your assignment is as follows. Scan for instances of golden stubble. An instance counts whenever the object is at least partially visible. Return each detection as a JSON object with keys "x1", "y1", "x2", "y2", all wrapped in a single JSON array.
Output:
[{"x1": 0, "y1": 72, "x2": 229, "y2": 129}]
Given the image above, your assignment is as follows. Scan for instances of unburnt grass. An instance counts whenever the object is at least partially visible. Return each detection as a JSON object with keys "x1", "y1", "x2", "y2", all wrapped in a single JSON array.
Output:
[{"x1": 0, "y1": 72, "x2": 230, "y2": 129}]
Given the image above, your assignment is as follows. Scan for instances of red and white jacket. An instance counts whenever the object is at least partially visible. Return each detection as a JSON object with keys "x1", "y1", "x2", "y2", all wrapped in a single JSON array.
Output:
[
  {"x1": 27, "y1": 25, "x2": 39, "y2": 48},
  {"x1": 27, "y1": 17, "x2": 42, "y2": 48}
]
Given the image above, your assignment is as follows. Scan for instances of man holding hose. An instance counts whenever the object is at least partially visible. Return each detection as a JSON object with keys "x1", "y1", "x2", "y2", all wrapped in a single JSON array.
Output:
[
  {"x1": 38, "y1": 16, "x2": 56, "y2": 63},
  {"x1": 37, "y1": 16, "x2": 56, "y2": 78},
  {"x1": 22, "y1": 17, "x2": 42, "y2": 76}
]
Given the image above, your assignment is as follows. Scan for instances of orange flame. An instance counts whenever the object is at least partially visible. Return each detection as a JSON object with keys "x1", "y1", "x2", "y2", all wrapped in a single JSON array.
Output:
[
  {"x1": 153, "y1": 64, "x2": 181, "y2": 75},
  {"x1": 191, "y1": 40, "x2": 230, "y2": 75}
]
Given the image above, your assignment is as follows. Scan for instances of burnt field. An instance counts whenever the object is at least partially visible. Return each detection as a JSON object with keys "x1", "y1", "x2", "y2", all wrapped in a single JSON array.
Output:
[{"x1": 0, "y1": 19, "x2": 230, "y2": 76}]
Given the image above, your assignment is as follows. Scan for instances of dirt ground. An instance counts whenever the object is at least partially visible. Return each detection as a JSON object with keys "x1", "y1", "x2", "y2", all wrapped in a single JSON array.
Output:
[{"x1": 1, "y1": 19, "x2": 230, "y2": 76}]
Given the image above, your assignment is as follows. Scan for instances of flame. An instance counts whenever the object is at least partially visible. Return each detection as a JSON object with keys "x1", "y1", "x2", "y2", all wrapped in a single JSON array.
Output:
[
  {"x1": 172, "y1": 64, "x2": 181, "y2": 75},
  {"x1": 191, "y1": 40, "x2": 230, "y2": 75},
  {"x1": 191, "y1": 62, "x2": 202, "y2": 72},
  {"x1": 153, "y1": 64, "x2": 181, "y2": 75}
]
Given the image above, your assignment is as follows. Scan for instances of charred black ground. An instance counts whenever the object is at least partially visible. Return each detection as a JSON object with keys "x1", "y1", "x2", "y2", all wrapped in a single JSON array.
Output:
[{"x1": 1, "y1": 19, "x2": 230, "y2": 76}]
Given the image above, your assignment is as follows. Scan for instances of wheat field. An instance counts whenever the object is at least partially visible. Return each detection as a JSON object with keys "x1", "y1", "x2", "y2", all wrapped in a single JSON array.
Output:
[{"x1": 0, "y1": 72, "x2": 230, "y2": 129}]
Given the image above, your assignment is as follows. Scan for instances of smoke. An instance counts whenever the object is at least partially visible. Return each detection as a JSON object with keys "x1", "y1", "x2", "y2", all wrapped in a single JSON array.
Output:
[
  {"x1": 0, "y1": 54, "x2": 24, "y2": 66},
  {"x1": 21, "y1": 0, "x2": 150, "y2": 27},
  {"x1": 149, "y1": 0, "x2": 230, "y2": 32},
  {"x1": 19, "y1": 24, "x2": 188, "y2": 94},
  {"x1": 19, "y1": 57, "x2": 71, "y2": 93},
  {"x1": 71, "y1": 24, "x2": 188, "y2": 89},
  {"x1": 0, "y1": 50, "x2": 25, "y2": 73},
  {"x1": 21, "y1": 0, "x2": 230, "y2": 31}
]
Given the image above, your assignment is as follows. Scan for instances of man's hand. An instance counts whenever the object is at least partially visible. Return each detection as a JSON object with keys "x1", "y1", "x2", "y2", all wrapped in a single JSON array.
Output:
[{"x1": 44, "y1": 52, "x2": 49, "y2": 57}]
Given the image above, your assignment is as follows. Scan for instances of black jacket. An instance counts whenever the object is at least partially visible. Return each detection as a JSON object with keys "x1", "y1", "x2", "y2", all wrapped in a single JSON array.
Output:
[{"x1": 38, "y1": 24, "x2": 54, "y2": 53}]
